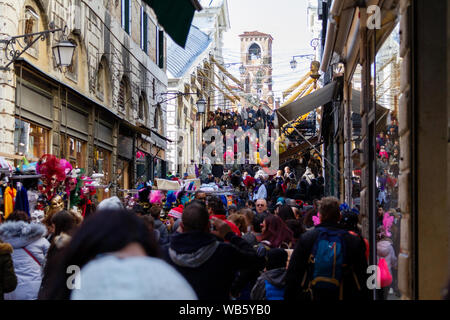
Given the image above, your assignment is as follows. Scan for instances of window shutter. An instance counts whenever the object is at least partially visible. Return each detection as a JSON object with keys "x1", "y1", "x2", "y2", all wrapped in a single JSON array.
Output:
[
  {"x1": 127, "y1": 0, "x2": 131, "y2": 34},
  {"x1": 143, "y1": 11, "x2": 148, "y2": 53},
  {"x1": 158, "y1": 30, "x2": 164, "y2": 69}
]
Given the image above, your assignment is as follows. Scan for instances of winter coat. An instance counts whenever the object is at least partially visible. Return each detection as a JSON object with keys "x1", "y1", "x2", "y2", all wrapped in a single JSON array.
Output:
[
  {"x1": 0, "y1": 221, "x2": 50, "y2": 300},
  {"x1": 284, "y1": 222, "x2": 370, "y2": 301},
  {"x1": 377, "y1": 239, "x2": 397, "y2": 275},
  {"x1": 0, "y1": 241, "x2": 17, "y2": 299},
  {"x1": 251, "y1": 268, "x2": 286, "y2": 300},
  {"x1": 154, "y1": 219, "x2": 170, "y2": 246},
  {"x1": 252, "y1": 184, "x2": 267, "y2": 201},
  {"x1": 163, "y1": 231, "x2": 263, "y2": 300},
  {"x1": 71, "y1": 255, "x2": 197, "y2": 300}
]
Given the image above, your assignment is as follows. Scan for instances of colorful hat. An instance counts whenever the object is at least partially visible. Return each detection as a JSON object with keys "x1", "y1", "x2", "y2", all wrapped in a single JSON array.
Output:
[{"x1": 168, "y1": 205, "x2": 184, "y2": 220}]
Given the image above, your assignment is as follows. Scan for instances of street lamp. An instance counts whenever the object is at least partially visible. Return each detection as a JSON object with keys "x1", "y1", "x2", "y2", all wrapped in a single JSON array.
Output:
[
  {"x1": 0, "y1": 23, "x2": 76, "y2": 71},
  {"x1": 196, "y1": 98, "x2": 206, "y2": 114},
  {"x1": 52, "y1": 39, "x2": 76, "y2": 67},
  {"x1": 290, "y1": 54, "x2": 315, "y2": 70}
]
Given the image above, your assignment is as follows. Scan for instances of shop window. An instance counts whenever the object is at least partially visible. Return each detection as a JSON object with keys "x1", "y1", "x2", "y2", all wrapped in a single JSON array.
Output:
[
  {"x1": 374, "y1": 22, "x2": 401, "y2": 300},
  {"x1": 117, "y1": 158, "x2": 131, "y2": 190},
  {"x1": 14, "y1": 118, "x2": 49, "y2": 161},
  {"x1": 61, "y1": 135, "x2": 86, "y2": 169},
  {"x1": 93, "y1": 146, "x2": 111, "y2": 201}
]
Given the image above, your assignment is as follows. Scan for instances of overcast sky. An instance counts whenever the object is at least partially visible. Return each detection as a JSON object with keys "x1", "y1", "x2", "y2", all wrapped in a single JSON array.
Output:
[{"x1": 222, "y1": 0, "x2": 318, "y2": 100}]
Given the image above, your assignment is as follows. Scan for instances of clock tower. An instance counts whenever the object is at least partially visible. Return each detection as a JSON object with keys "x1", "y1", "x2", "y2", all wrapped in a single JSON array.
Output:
[{"x1": 239, "y1": 31, "x2": 274, "y2": 110}]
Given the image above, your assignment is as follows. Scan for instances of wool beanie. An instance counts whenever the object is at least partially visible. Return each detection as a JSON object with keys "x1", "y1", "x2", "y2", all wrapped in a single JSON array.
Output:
[{"x1": 168, "y1": 205, "x2": 184, "y2": 220}]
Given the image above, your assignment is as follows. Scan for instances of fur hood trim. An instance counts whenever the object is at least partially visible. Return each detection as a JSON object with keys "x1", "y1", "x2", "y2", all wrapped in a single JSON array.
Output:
[{"x1": 0, "y1": 221, "x2": 47, "y2": 249}]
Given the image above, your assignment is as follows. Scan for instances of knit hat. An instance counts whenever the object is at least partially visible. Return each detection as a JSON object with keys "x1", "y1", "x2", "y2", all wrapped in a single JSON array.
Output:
[
  {"x1": 97, "y1": 196, "x2": 124, "y2": 211},
  {"x1": 70, "y1": 255, "x2": 197, "y2": 300},
  {"x1": 266, "y1": 248, "x2": 288, "y2": 270},
  {"x1": 168, "y1": 205, "x2": 184, "y2": 220}
]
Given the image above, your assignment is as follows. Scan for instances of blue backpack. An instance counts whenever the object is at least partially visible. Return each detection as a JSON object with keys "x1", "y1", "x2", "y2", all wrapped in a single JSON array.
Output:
[
  {"x1": 309, "y1": 227, "x2": 347, "y2": 293},
  {"x1": 264, "y1": 281, "x2": 285, "y2": 300}
]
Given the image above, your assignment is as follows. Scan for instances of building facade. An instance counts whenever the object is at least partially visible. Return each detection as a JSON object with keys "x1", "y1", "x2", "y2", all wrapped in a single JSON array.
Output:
[
  {"x1": 0, "y1": 0, "x2": 169, "y2": 200},
  {"x1": 166, "y1": 0, "x2": 230, "y2": 176}
]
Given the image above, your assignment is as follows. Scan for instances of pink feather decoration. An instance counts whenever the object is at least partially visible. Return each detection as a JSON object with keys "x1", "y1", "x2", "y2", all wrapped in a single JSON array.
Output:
[
  {"x1": 382, "y1": 213, "x2": 394, "y2": 237},
  {"x1": 59, "y1": 159, "x2": 73, "y2": 175},
  {"x1": 149, "y1": 190, "x2": 164, "y2": 204},
  {"x1": 312, "y1": 214, "x2": 321, "y2": 226}
]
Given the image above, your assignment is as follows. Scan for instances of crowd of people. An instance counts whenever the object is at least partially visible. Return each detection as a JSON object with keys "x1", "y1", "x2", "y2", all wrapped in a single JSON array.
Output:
[
  {"x1": 203, "y1": 105, "x2": 275, "y2": 134},
  {"x1": 374, "y1": 117, "x2": 402, "y2": 299},
  {"x1": 0, "y1": 190, "x2": 375, "y2": 300}
]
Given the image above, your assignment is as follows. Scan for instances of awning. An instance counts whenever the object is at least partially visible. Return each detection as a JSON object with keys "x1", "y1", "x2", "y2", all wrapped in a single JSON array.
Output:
[
  {"x1": 276, "y1": 81, "x2": 337, "y2": 127},
  {"x1": 144, "y1": 0, "x2": 202, "y2": 48}
]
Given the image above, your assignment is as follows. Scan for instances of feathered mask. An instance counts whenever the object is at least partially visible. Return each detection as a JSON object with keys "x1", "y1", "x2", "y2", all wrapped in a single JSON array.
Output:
[{"x1": 36, "y1": 154, "x2": 66, "y2": 183}]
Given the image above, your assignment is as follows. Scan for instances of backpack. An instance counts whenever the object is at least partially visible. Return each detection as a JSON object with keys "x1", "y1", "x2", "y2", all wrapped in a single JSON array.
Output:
[
  {"x1": 264, "y1": 280, "x2": 285, "y2": 300},
  {"x1": 305, "y1": 227, "x2": 348, "y2": 300}
]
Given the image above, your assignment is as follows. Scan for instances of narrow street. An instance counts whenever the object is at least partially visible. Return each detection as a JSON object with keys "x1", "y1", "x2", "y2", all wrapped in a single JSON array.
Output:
[{"x1": 0, "y1": 0, "x2": 448, "y2": 306}]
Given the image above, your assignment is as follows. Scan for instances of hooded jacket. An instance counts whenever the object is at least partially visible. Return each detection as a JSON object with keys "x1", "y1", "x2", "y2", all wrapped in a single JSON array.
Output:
[
  {"x1": 0, "y1": 242, "x2": 17, "y2": 299},
  {"x1": 250, "y1": 268, "x2": 286, "y2": 300},
  {"x1": 0, "y1": 221, "x2": 50, "y2": 300},
  {"x1": 284, "y1": 222, "x2": 370, "y2": 301},
  {"x1": 163, "y1": 231, "x2": 263, "y2": 300}
]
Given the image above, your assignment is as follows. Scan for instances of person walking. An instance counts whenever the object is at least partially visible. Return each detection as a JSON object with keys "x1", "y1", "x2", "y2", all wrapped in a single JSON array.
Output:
[
  {"x1": 251, "y1": 248, "x2": 288, "y2": 300},
  {"x1": 284, "y1": 197, "x2": 370, "y2": 301},
  {"x1": 39, "y1": 208, "x2": 196, "y2": 300},
  {"x1": 0, "y1": 211, "x2": 50, "y2": 300},
  {"x1": 163, "y1": 201, "x2": 263, "y2": 300}
]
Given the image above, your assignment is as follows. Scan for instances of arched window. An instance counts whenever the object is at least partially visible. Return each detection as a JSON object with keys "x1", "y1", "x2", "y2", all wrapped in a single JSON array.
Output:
[
  {"x1": 138, "y1": 92, "x2": 148, "y2": 122},
  {"x1": 21, "y1": 6, "x2": 40, "y2": 57},
  {"x1": 154, "y1": 104, "x2": 163, "y2": 135},
  {"x1": 96, "y1": 63, "x2": 105, "y2": 99},
  {"x1": 118, "y1": 76, "x2": 131, "y2": 116},
  {"x1": 248, "y1": 43, "x2": 261, "y2": 60}
]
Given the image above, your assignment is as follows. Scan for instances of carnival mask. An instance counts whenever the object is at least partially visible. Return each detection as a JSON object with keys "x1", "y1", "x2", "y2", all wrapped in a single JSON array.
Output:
[
  {"x1": 68, "y1": 179, "x2": 77, "y2": 192},
  {"x1": 50, "y1": 195, "x2": 64, "y2": 212}
]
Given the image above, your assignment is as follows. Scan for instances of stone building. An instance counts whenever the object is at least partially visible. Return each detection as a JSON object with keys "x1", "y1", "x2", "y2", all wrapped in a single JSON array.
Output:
[
  {"x1": 318, "y1": 0, "x2": 449, "y2": 299},
  {"x1": 166, "y1": 0, "x2": 230, "y2": 176},
  {"x1": 239, "y1": 31, "x2": 274, "y2": 110},
  {"x1": 0, "y1": 0, "x2": 170, "y2": 200}
]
